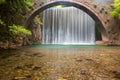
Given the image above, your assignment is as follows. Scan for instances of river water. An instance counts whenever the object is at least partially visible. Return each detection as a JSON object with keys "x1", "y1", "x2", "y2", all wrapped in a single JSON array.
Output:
[{"x1": 0, "y1": 45, "x2": 120, "y2": 80}]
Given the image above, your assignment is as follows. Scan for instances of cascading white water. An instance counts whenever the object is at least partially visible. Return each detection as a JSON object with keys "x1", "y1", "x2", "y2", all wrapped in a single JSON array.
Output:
[{"x1": 42, "y1": 7, "x2": 95, "y2": 45}]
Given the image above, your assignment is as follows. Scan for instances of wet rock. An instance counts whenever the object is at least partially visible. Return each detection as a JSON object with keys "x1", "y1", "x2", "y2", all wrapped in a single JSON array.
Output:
[
  {"x1": 32, "y1": 76, "x2": 40, "y2": 80},
  {"x1": 76, "y1": 59, "x2": 83, "y2": 62},
  {"x1": 80, "y1": 69, "x2": 87, "y2": 75},
  {"x1": 37, "y1": 54, "x2": 44, "y2": 57},
  {"x1": 86, "y1": 59, "x2": 94, "y2": 62},
  {"x1": 112, "y1": 71, "x2": 120, "y2": 79},
  {"x1": 24, "y1": 64, "x2": 33, "y2": 68},
  {"x1": 13, "y1": 76, "x2": 26, "y2": 80},
  {"x1": 1, "y1": 53, "x2": 14, "y2": 59},
  {"x1": 12, "y1": 79, "x2": 18, "y2": 80},
  {"x1": 14, "y1": 66, "x2": 23, "y2": 70},
  {"x1": 0, "y1": 63, "x2": 6, "y2": 66},
  {"x1": 25, "y1": 52, "x2": 44, "y2": 57},
  {"x1": 58, "y1": 77, "x2": 67, "y2": 80},
  {"x1": 14, "y1": 55, "x2": 20, "y2": 57},
  {"x1": 32, "y1": 53, "x2": 40, "y2": 56},
  {"x1": 25, "y1": 75, "x2": 32, "y2": 78},
  {"x1": 32, "y1": 66, "x2": 41, "y2": 70}
]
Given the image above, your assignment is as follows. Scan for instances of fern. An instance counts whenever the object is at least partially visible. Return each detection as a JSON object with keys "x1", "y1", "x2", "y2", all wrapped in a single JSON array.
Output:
[{"x1": 9, "y1": 24, "x2": 31, "y2": 36}]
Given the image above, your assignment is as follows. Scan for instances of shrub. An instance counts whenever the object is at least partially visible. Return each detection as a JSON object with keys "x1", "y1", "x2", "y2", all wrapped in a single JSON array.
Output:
[
  {"x1": 111, "y1": 0, "x2": 120, "y2": 19},
  {"x1": 9, "y1": 24, "x2": 31, "y2": 36}
]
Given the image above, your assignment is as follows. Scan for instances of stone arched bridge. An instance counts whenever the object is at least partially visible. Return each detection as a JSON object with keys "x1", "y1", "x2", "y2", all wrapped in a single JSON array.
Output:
[{"x1": 25, "y1": 0, "x2": 120, "y2": 45}]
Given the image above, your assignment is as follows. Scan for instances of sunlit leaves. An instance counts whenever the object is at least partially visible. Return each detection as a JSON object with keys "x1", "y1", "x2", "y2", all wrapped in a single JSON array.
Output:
[
  {"x1": 0, "y1": 0, "x2": 5, "y2": 4},
  {"x1": 0, "y1": 0, "x2": 33, "y2": 23},
  {"x1": 52, "y1": 5, "x2": 69, "y2": 8},
  {"x1": 35, "y1": 16, "x2": 43, "y2": 25},
  {"x1": 0, "y1": 19, "x2": 5, "y2": 25},
  {"x1": 8, "y1": 0, "x2": 33, "y2": 14},
  {"x1": 9, "y1": 24, "x2": 31, "y2": 36},
  {"x1": 0, "y1": 0, "x2": 33, "y2": 42},
  {"x1": 111, "y1": 0, "x2": 120, "y2": 19}
]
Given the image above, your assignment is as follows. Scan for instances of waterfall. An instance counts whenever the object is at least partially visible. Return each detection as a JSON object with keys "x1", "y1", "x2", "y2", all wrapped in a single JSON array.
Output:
[{"x1": 42, "y1": 7, "x2": 95, "y2": 45}]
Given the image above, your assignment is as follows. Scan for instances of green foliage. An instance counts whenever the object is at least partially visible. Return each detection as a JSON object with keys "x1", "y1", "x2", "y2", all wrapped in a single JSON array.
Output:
[
  {"x1": 52, "y1": 5, "x2": 69, "y2": 8},
  {"x1": 9, "y1": 24, "x2": 31, "y2": 36},
  {"x1": 53, "y1": 5, "x2": 64, "y2": 8},
  {"x1": 100, "y1": 8, "x2": 105, "y2": 14},
  {"x1": 93, "y1": 4, "x2": 97, "y2": 9},
  {"x1": 0, "y1": 19, "x2": 5, "y2": 25},
  {"x1": 107, "y1": 19, "x2": 110, "y2": 22},
  {"x1": 39, "y1": 1, "x2": 44, "y2": 6},
  {"x1": 0, "y1": 0, "x2": 34, "y2": 42},
  {"x1": 100, "y1": 10, "x2": 103, "y2": 13},
  {"x1": 35, "y1": 16, "x2": 43, "y2": 25},
  {"x1": 101, "y1": 8, "x2": 104, "y2": 11},
  {"x1": 111, "y1": 0, "x2": 120, "y2": 19},
  {"x1": 0, "y1": 0, "x2": 5, "y2": 4},
  {"x1": 0, "y1": 0, "x2": 33, "y2": 25},
  {"x1": 105, "y1": 11, "x2": 108, "y2": 14}
]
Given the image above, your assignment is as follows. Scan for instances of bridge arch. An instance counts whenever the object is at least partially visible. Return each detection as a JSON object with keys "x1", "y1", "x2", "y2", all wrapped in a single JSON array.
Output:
[{"x1": 25, "y1": 0, "x2": 108, "y2": 41}]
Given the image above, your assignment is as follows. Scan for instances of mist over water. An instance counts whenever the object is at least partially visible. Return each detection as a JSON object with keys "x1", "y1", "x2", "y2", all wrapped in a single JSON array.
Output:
[{"x1": 42, "y1": 7, "x2": 95, "y2": 45}]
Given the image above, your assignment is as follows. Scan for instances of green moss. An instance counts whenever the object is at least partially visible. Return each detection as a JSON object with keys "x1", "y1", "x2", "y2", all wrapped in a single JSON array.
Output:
[
  {"x1": 107, "y1": 19, "x2": 110, "y2": 22},
  {"x1": 100, "y1": 8, "x2": 105, "y2": 14},
  {"x1": 100, "y1": 10, "x2": 103, "y2": 13},
  {"x1": 39, "y1": 1, "x2": 44, "y2": 6},
  {"x1": 105, "y1": 11, "x2": 108, "y2": 14},
  {"x1": 93, "y1": 4, "x2": 97, "y2": 8},
  {"x1": 35, "y1": 16, "x2": 43, "y2": 25},
  {"x1": 101, "y1": 8, "x2": 104, "y2": 11}
]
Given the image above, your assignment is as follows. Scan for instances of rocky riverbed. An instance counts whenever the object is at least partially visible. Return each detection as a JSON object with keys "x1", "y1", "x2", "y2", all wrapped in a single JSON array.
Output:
[{"x1": 0, "y1": 45, "x2": 120, "y2": 80}]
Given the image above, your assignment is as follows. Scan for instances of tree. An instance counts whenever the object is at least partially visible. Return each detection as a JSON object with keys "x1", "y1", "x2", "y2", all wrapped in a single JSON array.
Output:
[
  {"x1": 0, "y1": 0, "x2": 5, "y2": 4},
  {"x1": 0, "y1": 0, "x2": 33, "y2": 42},
  {"x1": 111, "y1": 0, "x2": 120, "y2": 19},
  {"x1": 0, "y1": 0, "x2": 33, "y2": 25}
]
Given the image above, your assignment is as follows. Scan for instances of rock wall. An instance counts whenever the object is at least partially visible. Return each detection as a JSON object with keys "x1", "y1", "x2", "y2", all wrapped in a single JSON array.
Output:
[{"x1": 28, "y1": 21, "x2": 42, "y2": 44}]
